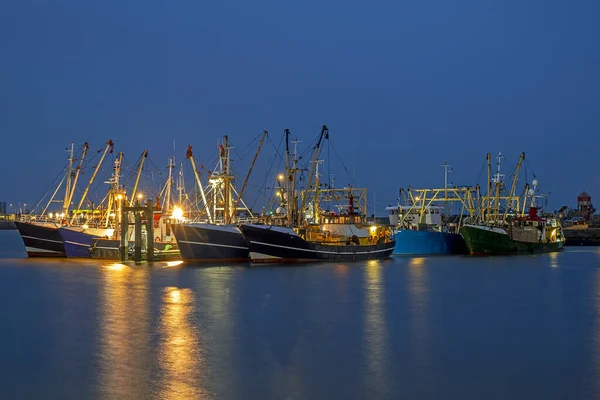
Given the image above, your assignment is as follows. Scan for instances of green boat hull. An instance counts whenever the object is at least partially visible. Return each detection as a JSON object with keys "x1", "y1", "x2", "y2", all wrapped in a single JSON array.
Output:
[{"x1": 460, "y1": 225, "x2": 565, "y2": 255}]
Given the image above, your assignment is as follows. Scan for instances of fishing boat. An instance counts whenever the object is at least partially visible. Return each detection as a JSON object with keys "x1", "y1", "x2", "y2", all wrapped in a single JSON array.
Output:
[
  {"x1": 386, "y1": 205, "x2": 468, "y2": 255},
  {"x1": 14, "y1": 219, "x2": 65, "y2": 257},
  {"x1": 385, "y1": 176, "x2": 478, "y2": 255},
  {"x1": 239, "y1": 126, "x2": 395, "y2": 263},
  {"x1": 171, "y1": 133, "x2": 266, "y2": 263},
  {"x1": 15, "y1": 141, "x2": 108, "y2": 257},
  {"x1": 88, "y1": 153, "x2": 184, "y2": 260},
  {"x1": 459, "y1": 152, "x2": 566, "y2": 255},
  {"x1": 58, "y1": 148, "x2": 125, "y2": 257}
]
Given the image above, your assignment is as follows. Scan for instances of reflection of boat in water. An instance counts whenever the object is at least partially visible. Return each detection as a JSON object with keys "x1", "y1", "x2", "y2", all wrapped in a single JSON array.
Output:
[
  {"x1": 460, "y1": 152, "x2": 566, "y2": 255},
  {"x1": 240, "y1": 126, "x2": 394, "y2": 263}
]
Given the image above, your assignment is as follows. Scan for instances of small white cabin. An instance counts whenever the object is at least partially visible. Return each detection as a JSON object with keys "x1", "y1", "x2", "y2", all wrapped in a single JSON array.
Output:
[{"x1": 385, "y1": 205, "x2": 444, "y2": 228}]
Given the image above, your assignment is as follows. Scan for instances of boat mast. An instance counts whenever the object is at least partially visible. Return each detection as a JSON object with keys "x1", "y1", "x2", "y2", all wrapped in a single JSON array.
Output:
[
  {"x1": 485, "y1": 153, "x2": 491, "y2": 223},
  {"x1": 232, "y1": 130, "x2": 267, "y2": 222},
  {"x1": 103, "y1": 152, "x2": 124, "y2": 227},
  {"x1": 503, "y1": 152, "x2": 525, "y2": 220},
  {"x1": 284, "y1": 129, "x2": 291, "y2": 225},
  {"x1": 312, "y1": 159, "x2": 324, "y2": 224},
  {"x1": 298, "y1": 125, "x2": 328, "y2": 226},
  {"x1": 65, "y1": 142, "x2": 90, "y2": 214},
  {"x1": 62, "y1": 142, "x2": 75, "y2": 216},
  {"x1": 165, "y1": 156, "x2": 175, "y2": 214},
  {"x1": 70, "y1": 140, "x2": 114, "y2": 224},
  {"x1": 441, "y1": 161, "x2": 452, "y2": 217},
  {"x1": 129, "y1": 150, "x2": 147, "y2": 206},
  {"x1": 221, "y1": 135, "x2": 233, "y2": 224},
  {"x1": 287, "y1": 136, "x2": 301, "y2": 227},
  {"x1": 492, "y1": 152, "x2": 504, "y2": 224},
  {"x1": 186, "y1": 145, "x2": 212, "y2": 223},
  {"x1": 177, "y1": 162, "x2": 185, "y2": 205},
  {"x1": 529, "y1": 179, "x2": 539, "y2": 208}
]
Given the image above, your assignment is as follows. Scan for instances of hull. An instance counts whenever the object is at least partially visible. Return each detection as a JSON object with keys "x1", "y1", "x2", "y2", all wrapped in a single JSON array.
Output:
[
  {"x1": 14, "y1": 221, "x2": 66, "y2": 257},
  {"x1": 460, "y1": 225, "x2": 565, "y2": 255},
  {"x1": 90, "y1": 239, "x2": 120, "y2": 259},
  {"x1": 393, "y1": 229, "x2": 467, "y2": 255},
  {"x1": 89, "y1": 238, "x2": 180, "y2": 260},
  {"x1": 240, "y1": 224, "x2": 395, "y2": 263},
  {"x1": 171, "y1": 223, "x2": 249, "y2": 263},
  {"x1": 58, "y1": 227, "x2": 103, "y2": 258}
]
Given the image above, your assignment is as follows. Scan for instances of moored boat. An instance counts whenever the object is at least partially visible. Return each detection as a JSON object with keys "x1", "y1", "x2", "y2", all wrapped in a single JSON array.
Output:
[
  {"x1": 384, "y1": 162, "x2": 478, "y2": 256},
  {"x1": 171, "y1": 134, "x2": 266, "y2": 263},
  {"x1": 240, "y1": 223, "x2": 394, "y2": 262},
  {"x1": 392, "y1": 229, "x2": 467, "y2": 255},
  {"x1": 58, "y1": 225, "x2": 113, "y2": 258},
  {"x1": 460, "y1": 208, "x2": 565, "y2": 255},
  {"x1": 171, "y1": 223, "x2": 249, "y2": 262},
  {"x1": 240, "y1": 126, "x2": 395, "y2": 263},
  {"x1": 15, "y1": 220, "x2": 65, "y2": 257},
  {"x1": 459, "y1": 152, "x2": 565, "y2": 255}
]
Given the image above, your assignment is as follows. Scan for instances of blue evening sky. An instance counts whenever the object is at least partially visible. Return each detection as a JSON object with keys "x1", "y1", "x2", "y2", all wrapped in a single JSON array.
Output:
[{"x1": 1, "y1": 0, "x2": 599, "y2": 214}]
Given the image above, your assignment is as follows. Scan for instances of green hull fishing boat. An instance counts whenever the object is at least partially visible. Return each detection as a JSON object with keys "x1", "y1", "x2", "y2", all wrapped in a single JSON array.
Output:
[
  {"x1": 460, "y1": 216, "x2": 565, "y2": 255},
  {"x1": 461, "y1": 152, "x2": 566, "y2": 256}
]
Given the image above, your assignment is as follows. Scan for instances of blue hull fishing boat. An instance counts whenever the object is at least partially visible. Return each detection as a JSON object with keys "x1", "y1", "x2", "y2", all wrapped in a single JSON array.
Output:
[
  {"x1": 58, "y1": 227, "x2": 109, "y2": 258},
  {"x1": 392, "y1": 229, "x2": 467, "y2": 255},
  {"x1": 385, "y1": 176, "x2": 477, "y2": 256}
]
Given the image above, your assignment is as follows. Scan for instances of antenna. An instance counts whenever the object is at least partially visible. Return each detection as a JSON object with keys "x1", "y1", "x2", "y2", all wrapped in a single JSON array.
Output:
[{"x1": 441, "y1": 161, "x2": 453, "y2": 216}]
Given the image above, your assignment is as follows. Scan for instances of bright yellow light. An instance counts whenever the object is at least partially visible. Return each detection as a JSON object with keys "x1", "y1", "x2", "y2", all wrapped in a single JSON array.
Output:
[
  {"x1": 170, "y1": 289, "x2": 181, "y2": 303},
  {"x1": 415, "y1": 197, "x2": 420, "y2": 201},
  {"x1": 369, "y1": 226, "x2": 378, "y2": 233},
  {"x1": 60, "y1": 213, "x2": 65, "y2": 218},
  {"x1": 277, "y1": 173, "x2": 284, "y2": 181},
  {"x1": 82, "y1": 224, "x2": 89, "y2": 229},
  {"x1": 165, "y1": 260, "x2": 184, "y2": 267},
  {"x1": 48, "y1": 213, "x2": 53, "y2": 218},
  {"x1": 106, "y1": 263, "x2": 126, "y2": 271},
  {"x1": 172, "y1": 206, "x2": 184, "y2": 220},
  {"x1": 117, "y1": 194, "x2": 123, "y2": 200},
  {"x1": 137, "y1": 193, "x2": 143, "y2": 200}
]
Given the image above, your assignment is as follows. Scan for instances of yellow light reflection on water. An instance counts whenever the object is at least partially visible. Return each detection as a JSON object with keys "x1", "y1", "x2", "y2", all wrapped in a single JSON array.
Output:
[
  {"x1": 364, "y1": 261, "x2": 389, "y2": 396},
  {"x1": 409, "y1": 257, "x2": 426, "y2": 266},
  {"x1": 407, "y1": 255, "x2": 432, "y2": 395},
  {"x1": 158, "y1": 286, "x2": 210, "y2": 399},
  {"x1": 548, "y1": 251, "x2": 559, "y2": 268},
  {"x1": 106, "y1": 262, "x2": 127, "y2": 271},
  {"x1": 99, "y1": 263, "x2": 150, "y2": 399}
]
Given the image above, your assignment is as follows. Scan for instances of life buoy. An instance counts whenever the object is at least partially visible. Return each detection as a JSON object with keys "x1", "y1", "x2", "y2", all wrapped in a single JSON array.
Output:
[{"x1": 155, "y1": 236, "x2": 161, "y2": 242}]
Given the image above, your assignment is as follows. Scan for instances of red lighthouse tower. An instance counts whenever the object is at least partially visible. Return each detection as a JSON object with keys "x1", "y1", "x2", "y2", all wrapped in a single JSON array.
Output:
[{"x1": 577, "y1": 191, "x2": 592, "y2": 221}]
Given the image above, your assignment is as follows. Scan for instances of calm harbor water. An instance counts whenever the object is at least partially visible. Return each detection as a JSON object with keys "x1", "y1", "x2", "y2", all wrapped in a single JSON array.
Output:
[{"x1": 1, "y1": 249, "x2": 600, "y2": 399}]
